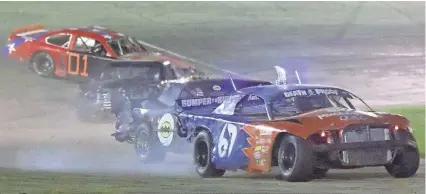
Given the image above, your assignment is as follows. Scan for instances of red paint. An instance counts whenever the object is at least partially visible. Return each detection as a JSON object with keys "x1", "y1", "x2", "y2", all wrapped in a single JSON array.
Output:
[{"x1": 6, "y1": 25, "x2": 195, "y2": 78}]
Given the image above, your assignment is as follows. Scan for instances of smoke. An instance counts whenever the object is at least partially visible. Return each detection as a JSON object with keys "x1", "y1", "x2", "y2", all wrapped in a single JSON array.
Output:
[
  {"x1": 10, "y1": 145, "x2": 195, "y2": 176},
  {"x1": 0, "y1": 61, "x2": 195, "y2": 177},
  {"x1": 2, "y1": 123, "x2": 195, "y2": 176}
]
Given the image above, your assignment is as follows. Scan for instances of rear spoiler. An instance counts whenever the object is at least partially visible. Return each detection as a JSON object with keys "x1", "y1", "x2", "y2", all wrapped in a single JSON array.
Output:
[{"x1": 9, "y1": 24, "x2": 47, "y2": 41}]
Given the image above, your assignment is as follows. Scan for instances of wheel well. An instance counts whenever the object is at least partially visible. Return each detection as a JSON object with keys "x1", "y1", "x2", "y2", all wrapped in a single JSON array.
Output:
[
  {"x1": 30, "y1": 51, "x2": 45, "y2": 62},
  {"x1": 194, "y1": 126, "x2": 210, "y2": 136},
  {"x1": 271, "y1": 132, "x2": 289, "y2": 166}
]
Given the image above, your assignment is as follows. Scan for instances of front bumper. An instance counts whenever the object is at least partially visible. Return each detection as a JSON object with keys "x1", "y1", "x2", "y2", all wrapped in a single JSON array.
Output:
[
  {"x1": 312, "y1": 139, "x2": 417, "y2": 152},
  {"x1": 311, "y1": 138, "x2": 417, "y2": 168}
]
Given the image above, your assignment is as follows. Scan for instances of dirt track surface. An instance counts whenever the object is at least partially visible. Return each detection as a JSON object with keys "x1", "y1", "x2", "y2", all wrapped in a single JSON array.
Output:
[{"x1": 0, "y1": 2, "x2": 424, "y2": 193}]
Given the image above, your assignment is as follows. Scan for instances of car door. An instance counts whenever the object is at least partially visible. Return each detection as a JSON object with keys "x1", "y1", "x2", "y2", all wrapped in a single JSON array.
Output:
[
  {"x1": 211, "y1": 94, "x2": 269, "y2": 170},
  {"x1": 64, "y1": 35, "x2": 114, "y2": 82}
]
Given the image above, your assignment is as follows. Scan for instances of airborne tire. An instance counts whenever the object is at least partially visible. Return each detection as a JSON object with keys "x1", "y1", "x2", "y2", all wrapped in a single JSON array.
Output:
[
  {"x1": 193, "y1": 130, "x2": 225, "y2": 178},
  {"x1": 134, "y1": 123, "x2": 166, "y2": 164},
  {"x1": 277, "y1": 134, "x2": 314, "y2": 182},
  {"x1": 30, "y1": 52, "x2": 56, "y2": 77},
  {"x1": 385, "y1": 147, "x2": 420, "y2": 178}
]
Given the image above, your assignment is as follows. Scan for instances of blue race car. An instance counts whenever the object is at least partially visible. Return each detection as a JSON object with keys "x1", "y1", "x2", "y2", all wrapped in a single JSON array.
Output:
[
  {"x1": 183, "y1": 68, "x2": 419, "y2": 182},
  {"x1": 124, "y1": 77, "x2": 271, "y2": 163}
]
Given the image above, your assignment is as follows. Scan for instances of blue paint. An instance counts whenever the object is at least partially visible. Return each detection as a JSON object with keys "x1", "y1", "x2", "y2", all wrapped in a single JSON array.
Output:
[
  {"x1": 178, "y1": 112, "x2": 252, "y2": 171},
  {"x1": 2, "y1": 32, "x2": 46, "y2": 57},
  {"x1": 176, "y1": 83, "x2": 354, "y2": 171}
]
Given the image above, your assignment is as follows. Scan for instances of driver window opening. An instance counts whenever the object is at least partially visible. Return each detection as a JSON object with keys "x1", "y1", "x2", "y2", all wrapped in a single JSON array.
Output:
[
  {"x1": 45, "y1": 33, "x2": 72, "y2": 48},
  {"x1": 234, "y1": 94, "x2": 267, "y2": 117},
  {"x1": 162, "y1": 64, "x2": 178, "y2": 81},
  {"x1": 75, "y1": 36, "x2": 108, "y2": 57},
  {"x1": 107, "y1": 37, "x2": 146, "y2": 57}
]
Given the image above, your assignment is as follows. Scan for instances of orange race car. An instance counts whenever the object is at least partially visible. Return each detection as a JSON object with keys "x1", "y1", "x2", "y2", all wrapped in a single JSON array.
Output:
[
  {"x1": 175, "y1": 67, "x2": 420, "y2": 182},
  {"x1": 2, "y1": 24, "x2": 195, "y2": 81}
]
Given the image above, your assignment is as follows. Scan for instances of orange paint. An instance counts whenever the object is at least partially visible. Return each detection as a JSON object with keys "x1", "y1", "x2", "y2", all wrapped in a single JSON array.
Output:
[{"x1": 241, "y1": 109, "x2": 410, "y2": 172}]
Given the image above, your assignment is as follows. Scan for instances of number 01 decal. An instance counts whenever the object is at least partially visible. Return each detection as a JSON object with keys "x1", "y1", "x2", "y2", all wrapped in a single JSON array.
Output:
[
  {"x1": 68, "y1": 53, "x2": 88, "y2": 76},
  {"x1": 218, "y1": 123, "x2": 238, "y2": 158}
]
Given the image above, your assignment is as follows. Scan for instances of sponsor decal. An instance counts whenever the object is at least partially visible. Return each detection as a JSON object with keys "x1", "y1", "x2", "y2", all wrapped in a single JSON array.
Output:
[
  {"x1": 340, "y1": 115, "x2": 368, "y2": 121},
  {"x1": 195, "y1": 88, "x2": 204, "y2": 97},
  {"x1": 181, "y1": 94, "x2": 259, "y2": 108},
  {"x1": 283, "y1": 88, "x2": 340, "y2": 98},
  {"x1": 317, "y1": 112, "x2": 368, "y2": 120},
  {"x1": 248, "y1": 95, "x2": 260, "y2": 101},
  {"x1": 255, "y1": 145, "x2": 269, "y2": 153},
  {"x1": 157, "y1": 113, "x2": 175, "y2": 146},
  {"x1": 256, "y1": 159, "x2": 266, "y2": 166},
  {"x1": 254, "y1": 150, "x2": 261, "y2": 160},
  {"x1": 260, "y1": 129, "x2": 273, "y2": 136},
  {"x1": 314, "y1": 88, "x2": 338, "y2": 95},
  {"x1": 181, "y1": 96, "x2": 229, "y2": 108},
  {"x1": 253, "y1": 146, "x2": 269, "y2": 167},
  {"x1": 284, "y1": 90, "x2": 308, "y2": 98},
  {"x1": 212, "y1": 85, "x2": 221, "y2": 91},
  {"x1": 255, "y1": 138, "x2": 272, "y2": 145}
]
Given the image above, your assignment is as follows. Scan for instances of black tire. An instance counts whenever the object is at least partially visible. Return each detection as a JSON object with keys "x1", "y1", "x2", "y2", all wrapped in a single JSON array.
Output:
[
  {"x1": 385, "y1": 147, "x2": 420, "y2": 178},
  {"x1": 277, "y1": 134, "x2": 314, "y2": 182},
  {"x1": 134, "y1": 123, "x2": 166, "y2": 164},
  {"x1": 193, "y1": 130, "x2": 225, "y2": 178},
  {"x1": 312, "y1": 168, "x2": 329, "y2": 179},
  {"x1": 30, "y1": 52, "x2": 56, "y2": 77}
]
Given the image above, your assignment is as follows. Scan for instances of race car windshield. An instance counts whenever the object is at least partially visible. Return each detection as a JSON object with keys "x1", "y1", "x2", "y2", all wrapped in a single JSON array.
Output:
[
  {"x1": 270, "y1": 89, "x2": 373, "y2": 118},
  {"x1": 107, "y1": 37, "x2": 147, "y2": 56}
]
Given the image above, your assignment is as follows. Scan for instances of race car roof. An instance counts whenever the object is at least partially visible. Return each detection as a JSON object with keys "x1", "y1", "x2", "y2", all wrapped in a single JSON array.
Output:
[
  {"x1": 65, "y1": 25, "x2": 123, "y2": 40},
  {"x1": 238, "y1": 84, "x2": 351, "y2": 101},
  {"x1": 172, "y1": 78, "x2": 272, "y2": 99}
]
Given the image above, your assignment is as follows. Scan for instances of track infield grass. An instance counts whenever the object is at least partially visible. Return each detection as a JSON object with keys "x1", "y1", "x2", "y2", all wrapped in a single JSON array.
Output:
[{"x1": 383, "y1": 106, "x2": 425, "y2": 156}]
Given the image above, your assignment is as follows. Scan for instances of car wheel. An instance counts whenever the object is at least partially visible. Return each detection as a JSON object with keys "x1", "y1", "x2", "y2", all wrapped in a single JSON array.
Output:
[
  {"x1": 30, "y1": 52, "x2": 56, "y2": 77},
  {"x1": 193, "y1": 130, "x2": 225, "y2": 178},
  {"x1": 277, "y1": 134, "x2": 314, "y2": 182},
  {"x1": 312, "y1": 168, "x2": 329, "y2": 179},
  {"x1": 134, "y1": 123, "x2": 166, "y2": 164},
  {"x1": 385, "y1": 147, "x2": 420, "y2": 178}
]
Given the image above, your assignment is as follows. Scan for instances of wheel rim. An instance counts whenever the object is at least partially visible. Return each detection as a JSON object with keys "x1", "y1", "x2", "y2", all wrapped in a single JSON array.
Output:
[
  {"x1": 195, "y1": 140, "x2": 208, "y2": 168},
  {"x1": 34, "y1": 58, "x2": 53, "y2": 74},
  {"x1": 281, "y1": 143, "x2": 296, "y2": 172},
  {"x1": 135, "y1": 131, "x2": 150, "y2": 160}
]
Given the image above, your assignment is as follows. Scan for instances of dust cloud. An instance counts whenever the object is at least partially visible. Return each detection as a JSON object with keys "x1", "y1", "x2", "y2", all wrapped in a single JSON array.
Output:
[{"x1": 0, "y1": 60, "x2": 195, "y2": 177}]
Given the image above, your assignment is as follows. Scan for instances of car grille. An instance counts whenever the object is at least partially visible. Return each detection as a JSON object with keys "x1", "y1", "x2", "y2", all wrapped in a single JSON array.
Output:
[
  {"x1": 342, "y1": 124, "x2": 391, "y2": 143},
  {"x1": 340, "y1": 124, "x2": 393, "y2": 166}
]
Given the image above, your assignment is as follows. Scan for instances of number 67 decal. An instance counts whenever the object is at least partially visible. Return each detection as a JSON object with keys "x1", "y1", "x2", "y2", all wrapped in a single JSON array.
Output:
[
  {"x1": 218, "y1": 123, "x2": 238, "y2": 158},
  {"x1": 68, "y1": 52, "x2": 88, "y2": 76}
]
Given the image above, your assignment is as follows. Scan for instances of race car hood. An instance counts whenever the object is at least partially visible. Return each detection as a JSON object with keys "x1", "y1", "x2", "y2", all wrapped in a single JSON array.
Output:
[
  {"x1": 118, "y1": 52, "x2": 194, "y2": 69},
  {"x1": 250, "y1": 107, "x2": 410, "y2": 139}
]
